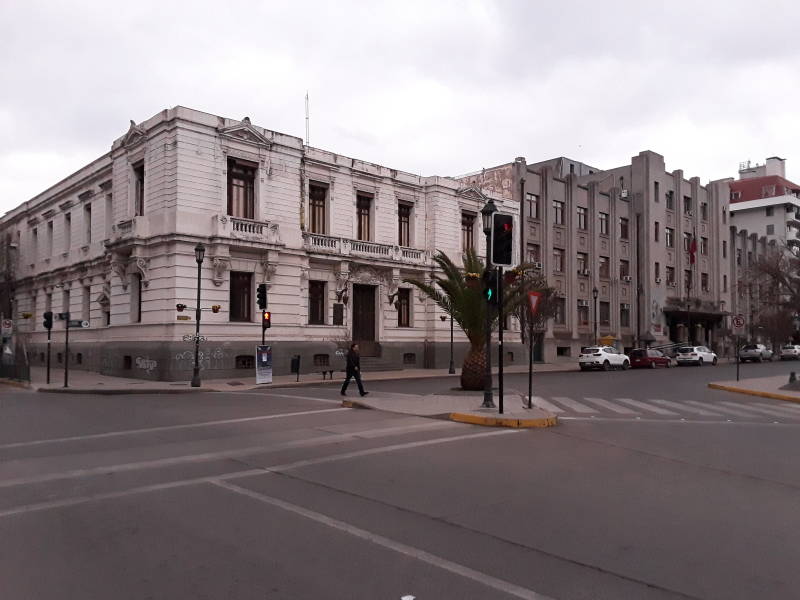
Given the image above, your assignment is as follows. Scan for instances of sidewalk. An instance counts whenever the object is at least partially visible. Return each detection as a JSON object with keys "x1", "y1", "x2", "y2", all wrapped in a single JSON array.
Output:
[
  {"x1": 708, "y1": 374, "x2": 800, "y2": 404},
  {"x1": 4, "y1": 360, "x2": 577, "y2": 395}
]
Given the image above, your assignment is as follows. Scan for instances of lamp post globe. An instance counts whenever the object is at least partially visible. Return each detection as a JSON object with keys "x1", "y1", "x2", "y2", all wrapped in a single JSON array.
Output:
[
  {"x1": 191, "y1": 243, "x2": 206, "y2": 387},
  {"x1": 480, "y1": 197, "x2": 497, "y2": 409},
  {"x1": 481, "y1": 198, "x2": 497, "y2": 236},
  {"x1": 592, "y1": 287, "x2": 599, "y2": 346}
]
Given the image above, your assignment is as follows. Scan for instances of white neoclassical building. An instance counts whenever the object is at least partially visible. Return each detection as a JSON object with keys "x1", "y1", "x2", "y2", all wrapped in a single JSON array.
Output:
[{"x1": 1, "y1": 106, "x2": 522, "y2": 380}]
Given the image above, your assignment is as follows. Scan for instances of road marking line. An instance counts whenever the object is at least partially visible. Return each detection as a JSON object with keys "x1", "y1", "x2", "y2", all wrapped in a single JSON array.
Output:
[
  {"x1": 753, "y1": 402, "x2": 800, "y2": 417},
  {"x1": 229, "y1": 392, "x2": 343, "y2": 405},
  {"x1": 0, "y1": 429, "x2": 518, "y2": 518},
  {"x1": 582, "y1": 397, "x2": 638, "y2": 415},
  {"x1": 214, "y1": 480, "x2": 554, "y2": 600},
  {"x1": 612, "y1": 398, "x2": 678, "y2": 416},
  {"x1": 686, "y1": 401, "x2": 755, "y2": 418},
  {"x1": 0, "y1": 408, "x2": 348, "y2": 450},
  {"x1": 527, "y1": 396, "x2": 564, "y2": 413},
  {"x1": 650, "y1": 399, "x2": 723, "y2": 416},
  {"x1": 721, "y1": 402, "x2": 795, "y2": 419},
  {"x1": 551, "y1": 396, "x2": 598, "y2": 414}
]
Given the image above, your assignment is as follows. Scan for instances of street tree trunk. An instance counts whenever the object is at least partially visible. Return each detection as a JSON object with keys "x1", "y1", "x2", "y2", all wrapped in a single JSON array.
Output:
[{"x1": 460, "y1": 345, "x2": 485, "y2": 390}]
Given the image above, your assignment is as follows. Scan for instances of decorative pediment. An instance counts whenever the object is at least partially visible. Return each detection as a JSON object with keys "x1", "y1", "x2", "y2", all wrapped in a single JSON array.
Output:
[
  {"x1": 123, "y1": 120, "x2": 148, "y2": 148},
  {"x1": 218, "y1": 116, "x2": 272, "y2": 148},
  {"x1": 456, "y1": 186, "x2": 487, "y2": 202}
]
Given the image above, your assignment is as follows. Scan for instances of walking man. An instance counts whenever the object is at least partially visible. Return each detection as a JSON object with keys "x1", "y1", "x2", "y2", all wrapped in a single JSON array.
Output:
[{"x1": 341, "y1": 343, "x2": 368, "y2": 397}]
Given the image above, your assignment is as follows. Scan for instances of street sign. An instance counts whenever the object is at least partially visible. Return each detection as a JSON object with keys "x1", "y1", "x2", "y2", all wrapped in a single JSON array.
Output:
[
  {"x1": 67, "y1": 319, "x2": 83, "y2": 328},
  {"x1": 256, "y1": 345, "x2": 272, "y2": 384},
  {"x1": 732, "y1": 315, "x2": 745, "y2": 331},
  {"x1": 177, "y1": 315, "x2": 191, "y2": 321},
  {"x1": 80, "y1": 320, "x2": 89, "y2": 328},
  {"x1": 1, "y1": 319, "x2": 12, "y2": 336},
  {"x1": 527, "y1": 291, "x2": 542, "y2": 316}
]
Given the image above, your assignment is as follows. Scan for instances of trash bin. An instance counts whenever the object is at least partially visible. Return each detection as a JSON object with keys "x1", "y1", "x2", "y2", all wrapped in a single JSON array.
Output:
[{"x1": 290, "y1": 355, "x2": 301, "y2": 381}]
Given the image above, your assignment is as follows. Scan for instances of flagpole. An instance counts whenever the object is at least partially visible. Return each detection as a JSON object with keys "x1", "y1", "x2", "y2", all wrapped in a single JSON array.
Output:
[{"x1": 688, "y1": 227, "x2": 697, "y2": 345}]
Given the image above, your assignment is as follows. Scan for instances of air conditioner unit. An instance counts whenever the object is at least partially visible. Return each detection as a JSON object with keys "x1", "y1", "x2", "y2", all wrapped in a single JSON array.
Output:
[
  {"x1": 655, "y1": 278, "x2": 662, "y2": 284},
  {"x1": 620, "y1": 189, "x2": 629, "y2": 198},
  {"x1": 578, "y1": 299, "x2": 590, "y2": 307},
  {"x1": 533, "y1": 262, "x2": 543, "y2": 270},
  {"x1": 622, "y1": 275, "x2": 632, "y2": 282}
]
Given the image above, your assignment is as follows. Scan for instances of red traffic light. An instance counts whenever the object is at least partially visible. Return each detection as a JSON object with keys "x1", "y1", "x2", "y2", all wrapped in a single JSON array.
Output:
[
  {"x1": 176, "y1": 303, "x2": 187, "y2": 312},
  {"x1": 262, "y1": 311, "x2": 272, "y2": 329}
]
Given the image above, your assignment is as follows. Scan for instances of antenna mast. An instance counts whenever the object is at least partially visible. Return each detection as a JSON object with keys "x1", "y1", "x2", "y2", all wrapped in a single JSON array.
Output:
[{"x1": 305, "y1": 91, "x2": 310, "y2": 146}]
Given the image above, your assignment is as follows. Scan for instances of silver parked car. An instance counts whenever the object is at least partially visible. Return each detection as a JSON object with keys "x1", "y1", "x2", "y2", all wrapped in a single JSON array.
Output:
[
  {"x1": 676, "y1": 346, "x2": 718, "y2": 366},
  {"x1": 739, "y1": 344, "x2": 773, "y2": 362},
  {"x1": 780, "y1": 345, "x2": 800, "y2": 360}
]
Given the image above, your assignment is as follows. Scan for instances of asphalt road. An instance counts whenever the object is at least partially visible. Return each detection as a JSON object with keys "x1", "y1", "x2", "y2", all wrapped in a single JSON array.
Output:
[{"x1": 1, "y1": 364, "x2": 799, "y2": 600}]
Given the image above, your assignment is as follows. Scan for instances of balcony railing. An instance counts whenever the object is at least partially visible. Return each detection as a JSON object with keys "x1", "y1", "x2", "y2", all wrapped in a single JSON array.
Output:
[
  {"x1": 302, "y1": 232, "x2": 427, "y2": 264},
  {"x1": 212, "y1": 215, "x2": 281, "y2": 245}
]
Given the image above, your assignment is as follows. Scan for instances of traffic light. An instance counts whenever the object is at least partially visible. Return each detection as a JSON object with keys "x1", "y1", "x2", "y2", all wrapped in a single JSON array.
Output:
[
  {"x1": 491, "y1": 213, "x2": 513, "y2": 267},
  {"x1": 482, "y1": 269, "x2": 498, "y2": 305},
  {"x1": 43, "y1": 311, "x2": 53, "y2": 330},
  {"x1": 176, "y1": 303, "x2": 187, "y2": 312},
  {"x1": 262, "y1": 311, "x2": 272, "y2": 330},
  {"x1": 256, "y1": 283, "x2": 267, "y2": 310},
  {"x1": 211, "y1": 305, "x2": 221, "y2": 314}
]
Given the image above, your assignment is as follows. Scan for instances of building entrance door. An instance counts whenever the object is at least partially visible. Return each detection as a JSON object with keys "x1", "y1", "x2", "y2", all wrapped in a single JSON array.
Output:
[{"x1": 352, "y1": 284, "x2": 378, "y2": 356}]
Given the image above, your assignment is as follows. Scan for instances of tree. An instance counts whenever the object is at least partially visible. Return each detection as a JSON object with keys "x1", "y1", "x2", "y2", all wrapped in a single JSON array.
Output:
[
  {"x1": 755, "y1": 245, "x2": 800, "y2": 310},
  {"x1": 404, "y1": 249, "x2": 557, "y2": 390}
]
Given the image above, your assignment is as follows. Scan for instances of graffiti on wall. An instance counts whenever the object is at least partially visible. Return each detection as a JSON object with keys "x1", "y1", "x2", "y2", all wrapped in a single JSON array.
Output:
[
  {"x1": 135, "y1": 356, "x2": 158, "y2": 373},
  {"x1": 174, "y1": 347, "x2": 226, "y2": 371}
]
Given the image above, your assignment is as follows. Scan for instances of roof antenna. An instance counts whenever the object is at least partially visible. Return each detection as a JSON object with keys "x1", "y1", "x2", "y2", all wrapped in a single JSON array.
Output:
[{"x1": 305, "y1": 91, "x2": 310, "y2": 146}]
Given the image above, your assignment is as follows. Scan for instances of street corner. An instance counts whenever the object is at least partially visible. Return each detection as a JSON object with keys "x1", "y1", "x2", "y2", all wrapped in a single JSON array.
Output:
[
  {"x1": 448, "y1": 410, "x2": 558, "y2": 429},
  {"x1": 708, "y1": 381, "x2": 800, "y2": 404},
  {"x1": 0, "y1": 378, "x2": 31, "y2": 390}
]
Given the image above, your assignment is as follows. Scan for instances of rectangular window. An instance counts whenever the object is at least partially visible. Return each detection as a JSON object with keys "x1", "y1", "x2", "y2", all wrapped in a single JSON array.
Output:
[
  {"x1": 229, "y1": 272, "x2": 253, "y2": 322},
  {"x1": 722, "y1": 240, "x2": 727, "y2": 258},
  {"x1": 683, "y1": 233, "x2": 692, "y2": 252},
  {"x1": 766, "y1": 224, "x2": 775, "y2": 235},
  {"x1": 655, "y1": 262, "x2": 661, "y2": 280},
  {"x1": 45, "y1": 292, "x2": 52, "y2": 314},
  {"x1": 620, "y1": 304, "x2": 631, "y2": 328},
  {"x1": 654, "y1": 221, "x2": 660, "y2": 242},
  {"x1": 553, "y1": 201, "x2": 565, "y2": 225},
  {"x1": 619, "y1": 217, "x2": 629, "y2": 240},
  {"x1": 357, "y1": 194, "x2": 372, "y2": 241},
  {"x1": 666, "y1": 191, "x2": 675, "y2": 210},
  {"x1": 576, "y1": 206, "x2": 587, "y2": 230},
  {"x1": 619, "y1": 259, "x2": 630, "y2": 278},
  {"x1": 64, "y1": 213, "x2": 71, "y2": 252},
  {"x1": 527, "y1": 243, "x2": 541, "y2": 263},
  {"x1": 526, "y1": 193, "x2": 539, "y2": 219},
  {"x1": 666, "y1": 266, "x2": 675, "y2": 285},
  {"x1": 701, "y1": 237, "x2": 708, "y2": 255},
  {"x1": 723, "y1": 274, "x2": 728, "y2": 292},
  {"x1": 736, "y1": 249, "x2": 742, "y2": 266},
  {"x1": 599, "y1": 212, "x2": 609, "y2": 235},
  {"x1": 654, "y1": 181, "x2": 660, "y2": 203},
  {"x1": 701, "y1": 273, "x2": 709, "y2": 292},
  {"x1": 722, "y1": 207, "x2": 727, "y2": 224},
  {"x1": 577, "y1": 302, "x2": 589, "y2": 326},
  {"x1": 554, "y1": 297, "x2": 566, "y2": 325},
  {"x1": 105, "y1": 192, "x2": 113, "y2": 238},
  {"x1": 84, "y1": 203, "x2": 92, "y2": 244},
  {"x1": 599, "y1": 301, "x2": 610, "y2": 326},
  {"x1": 683, "y1": 195, "x2": 692, "y2": 214},
  {"x1": 130, "y1": 274, "x2": 142, "y2": 323},
  {"x1": 397, "y1": 288, "x2": 411, "y2": 327},
  {"x1": 553, "y1": 248, "x2": 565, "y2": 272},
  {"x1": 308, "y1": 281, "x2": 326, "y2": 325},
  {"x1": 133, "y1": 162, "x2": 145, "y2": 216},
  {"x1": 398, "y1": 203, "x2": 412, "y2": 247},
  {"x1": 461, "y1": 212, "x2": 475, "y2": 252},
  {"x1": 308, "y1": 183, "x2": 327, "y2": 234},
  {"x1": 766, "y1": 206, "x2": 774, "y2": 217},
  {"x1": 47, "y1": 221, "x2": 53, "y2": 256},
  {"x1": 665, "y1": 227, "x2": 674, "y2": 248},
  {"x1": 700, "y1": 202, "x2": 708, "y2": 221},
  {"x1": 227, "y1": 158, "x2": 256, "y2": 219},
  {"x1": 599, "y1": 256, "x2": 610, "y2": 279},
  {"x1": 684, "y1": 269, "x2": 692, "y2": 291},
  {"x1": 576, "y1": 252, "x2": 588, "y2": 273},
  {"x1": 62, "y1": 289, "x2": 70, "y2": 315},
  {"x1": 82, "y1": 286, "x2": 90, "y2": 321},
  {"x1": 32, "y1": 228, "x2": 38, "y2": 259}
]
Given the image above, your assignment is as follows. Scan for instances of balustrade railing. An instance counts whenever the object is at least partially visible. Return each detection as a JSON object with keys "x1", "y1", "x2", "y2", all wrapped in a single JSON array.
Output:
[{"x1": 302, "y1": 233, "x2": 426, "y2": 264}]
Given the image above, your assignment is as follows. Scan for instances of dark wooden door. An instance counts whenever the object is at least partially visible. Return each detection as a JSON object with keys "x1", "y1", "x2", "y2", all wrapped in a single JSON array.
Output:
[{"x1": 352, "y1": 285, "x2": 376, "y2": 353}]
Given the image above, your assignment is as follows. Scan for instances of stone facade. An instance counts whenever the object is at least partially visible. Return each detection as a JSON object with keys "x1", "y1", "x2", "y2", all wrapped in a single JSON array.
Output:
[{"x1": 1, "y1": 107, "x2": 526, "y2": 380}]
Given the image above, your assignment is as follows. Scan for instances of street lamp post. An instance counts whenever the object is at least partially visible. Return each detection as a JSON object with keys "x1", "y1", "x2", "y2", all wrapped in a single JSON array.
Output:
[
  {"x1": 191, "y1": 243, "x2": 205, "y2": 387},
  {"x1": 592, "y1": 286, "x2": 599, "y2": 345},
  {"x1": 440, "y1": 314, "x2": 456, "y2": 374},
  {"x1": 480, "y1": 198, "x2": 497, "y2": 409}
]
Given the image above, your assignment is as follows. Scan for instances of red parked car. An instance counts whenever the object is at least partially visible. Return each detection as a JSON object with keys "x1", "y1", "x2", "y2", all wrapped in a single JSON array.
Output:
[{"x1": 629, "y1": 348, "x2": 672, "y2": 369}]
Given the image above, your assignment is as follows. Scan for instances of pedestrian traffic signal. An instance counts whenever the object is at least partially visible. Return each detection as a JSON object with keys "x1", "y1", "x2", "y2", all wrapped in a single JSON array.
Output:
[
  {"x1": 256, "y1": 283, "x2": 267, "y2": 310},
  {"x1": 482, "y1": 269, "x2": 498, "y2": 305},
  {"x1": 43, "y1": 311, "x2": 53, "y2": 330},
  {"x1": 211, "y1": 305, "x2": 221, "y2": 313},
  {"x1": 262, "y1": 311, "x2": 272, "y2": 330},
  {"x1": 491, "y1": 213, "x2": 513, "y2": 266},
  {"x1": 176, "y1": 303, "x2": 187, "y2": 312}
]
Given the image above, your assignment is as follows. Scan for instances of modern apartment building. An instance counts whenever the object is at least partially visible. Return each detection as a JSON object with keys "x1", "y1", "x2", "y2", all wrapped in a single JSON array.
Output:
[
  {"x1": 460, "y1": 151, "x2": 734, "y2": 358},
  {"x1": 0, "y1": 107, "x2": 522, "y2": 380}
]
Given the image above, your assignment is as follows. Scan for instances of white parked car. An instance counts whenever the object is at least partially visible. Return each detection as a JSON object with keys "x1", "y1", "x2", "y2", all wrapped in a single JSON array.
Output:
[
  {"x1": 739, "y1": 344, "x2": 773, "y2": 362},
  {"x1": 578, "y1": 346, "x2": 630, "y2": 371},
  {"x1": 676, "y1": 346, "x2": 718, "y2": 366},
  {"x1": 780, "y1": 345, "x2": 800, "y2": 360}
]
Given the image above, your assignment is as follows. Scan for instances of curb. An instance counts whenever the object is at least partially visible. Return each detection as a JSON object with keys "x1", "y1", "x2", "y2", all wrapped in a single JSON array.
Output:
[
  {"x1": 707, "y1": 383, "x2": 800, "y2": 404},
  {"x1": 36, "y1": 387, "x2": 199, "y2": 395},
  {"x1": 0, "y1": 379, "x2": 32, "y2": 390},
  {"x1": 448, "y1": 412, "x2": 558, "y2": 429}
]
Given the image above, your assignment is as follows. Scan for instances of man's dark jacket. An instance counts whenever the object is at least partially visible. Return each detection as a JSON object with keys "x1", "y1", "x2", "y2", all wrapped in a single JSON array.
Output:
[{"x1": 345, "y1": 349, "x2": 360, "y2": 374}]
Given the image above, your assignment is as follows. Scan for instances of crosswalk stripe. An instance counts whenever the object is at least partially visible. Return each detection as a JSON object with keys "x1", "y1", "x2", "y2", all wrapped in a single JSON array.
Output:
[
  {"x1": 650, "y1": 399, "x2": 723, "y2": 416},
  {"x1": 528, "y1": 396, "x2": 564, "y2": 414},
  {"x1": 551, "y1": 396, "x2": 598, "y2": 414},
  {"x1": 755, "y1": 402, "x2": 800, "y2": 417},
  {"x1": 582, "y1": 397, "x2": 639, "y2": 415},
  {"x1": 720, "y1": 402, "x2": 791, "y2": 419},
  {"x1": 613, "y1": 398, "x2": 679, "y2": 416},
  {"x1": 685, "y1": 401, "x2": 757, "y2": 418}
]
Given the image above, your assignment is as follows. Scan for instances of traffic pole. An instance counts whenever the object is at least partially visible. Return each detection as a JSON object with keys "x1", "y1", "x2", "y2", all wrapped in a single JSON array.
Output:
[
  {"x1": 262, "y1": 309, "x2": 266, "y2": 345},
  {"x1": 63, "y1": 314, "x2": 70, "y2": 389},
  {"x1": 46, "y1": 328, "x2": 51, "y2": 384},
  {"x1": 736, "y1": 334, "x2": 741, "y2": 382},
  {"x1": 497, "y1": 266, "x2": 503, "y2": 415},
  {"x1": 527, "y1": 319, "x2": 534, "y2": 409}
]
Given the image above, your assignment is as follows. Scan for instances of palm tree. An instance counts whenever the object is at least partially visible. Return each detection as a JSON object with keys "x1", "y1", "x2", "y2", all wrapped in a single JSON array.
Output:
[{"x1": 404, "y1": 249, "x2": 555, "y2": 390}]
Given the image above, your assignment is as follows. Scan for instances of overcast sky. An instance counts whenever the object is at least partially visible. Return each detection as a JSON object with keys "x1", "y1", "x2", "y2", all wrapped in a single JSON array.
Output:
[{"x1": 2, "y1": 0, "x2": 799, "y2": 215}]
